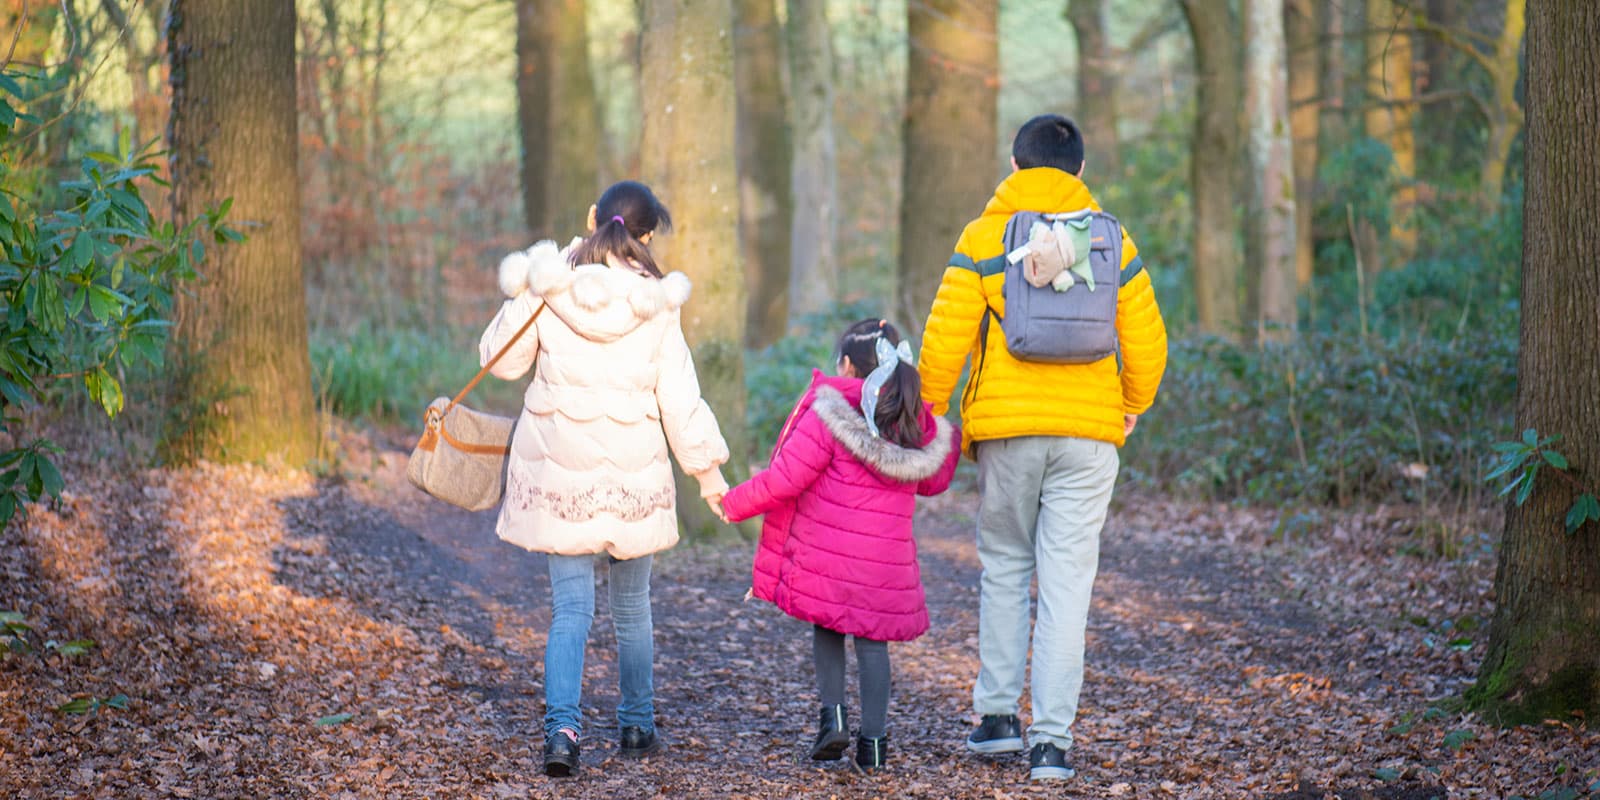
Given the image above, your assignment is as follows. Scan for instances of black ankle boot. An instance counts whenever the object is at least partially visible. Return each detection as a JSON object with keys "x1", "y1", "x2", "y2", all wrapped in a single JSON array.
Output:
[
  {"x1": 855, "y1": 735, "x2": 888, "y2": 771},
  {"x1": 809, "y1": 704, "x2": 850, "y2": 761}
]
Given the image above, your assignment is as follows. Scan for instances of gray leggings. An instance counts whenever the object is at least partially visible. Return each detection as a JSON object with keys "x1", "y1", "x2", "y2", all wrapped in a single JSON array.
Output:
[{"x1": 813, "y1": 625, "x2": 890, "y2": 739}]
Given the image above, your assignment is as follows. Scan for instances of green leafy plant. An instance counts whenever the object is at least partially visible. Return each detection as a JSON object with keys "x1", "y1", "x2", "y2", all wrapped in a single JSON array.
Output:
[
  {"x1": 1487, "y1": 429, "x2": 1600, "y2": 533},
  {"x1": 56, "y1": 694, "x2": 129, "y2": 716},
  {"x1": 2, "y1": 609, "x2": 31, "y2": 656},
  {"x1": 1, "y1": 70, "x2": 237, "y2": 526}
]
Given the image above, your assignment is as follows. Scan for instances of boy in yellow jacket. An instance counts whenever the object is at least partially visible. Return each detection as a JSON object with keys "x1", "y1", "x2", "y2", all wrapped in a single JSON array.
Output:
[{"x1": 917, "y1": 115, "x2": 1167, "y2": 782}]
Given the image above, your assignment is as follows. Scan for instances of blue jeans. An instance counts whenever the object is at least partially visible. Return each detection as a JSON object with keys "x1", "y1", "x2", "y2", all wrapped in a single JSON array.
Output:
[{"x1": 544, "y1": 553, "x2": 655, "y2": 739}]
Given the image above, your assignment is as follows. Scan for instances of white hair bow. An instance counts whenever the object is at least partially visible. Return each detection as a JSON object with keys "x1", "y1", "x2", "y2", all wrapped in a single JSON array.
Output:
[{"x1": 860, "y1": 337, "x2": 915, "y2": 438}]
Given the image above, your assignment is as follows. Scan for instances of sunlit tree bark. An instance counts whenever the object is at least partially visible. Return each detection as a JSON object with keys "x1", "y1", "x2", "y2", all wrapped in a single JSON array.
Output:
[
  {"x1": 165, "y1": 0, "x2": 316, "y2": 464},
  {"x1": 1286, "y1": 0, "x2": 1318, "y2": 288},
  {"x1": 639, "y1": 0, "x2": 749, "y2": 539}
]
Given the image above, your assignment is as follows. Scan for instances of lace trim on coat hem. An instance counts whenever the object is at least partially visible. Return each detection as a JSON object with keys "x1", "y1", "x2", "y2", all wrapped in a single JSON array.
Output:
[{"x1": 508, "y1": 481, "x2": 673, "y2": 522}]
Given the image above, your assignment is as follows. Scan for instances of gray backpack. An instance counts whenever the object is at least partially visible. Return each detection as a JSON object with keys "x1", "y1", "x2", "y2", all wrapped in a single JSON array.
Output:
[{"x1": 988, "y1": 209, "x2": 1124, "y2": 364}]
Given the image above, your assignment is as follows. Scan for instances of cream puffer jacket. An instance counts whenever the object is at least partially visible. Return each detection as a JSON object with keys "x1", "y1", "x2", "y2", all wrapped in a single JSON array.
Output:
[{"x1": 479, "y1": 239, "x2": 730, "y2": 559}]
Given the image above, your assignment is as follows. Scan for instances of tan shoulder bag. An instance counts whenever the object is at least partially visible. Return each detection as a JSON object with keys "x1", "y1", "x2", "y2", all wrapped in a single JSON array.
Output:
[{"x1": 406, "y1": 304, "x2": 545, "y2": 511}]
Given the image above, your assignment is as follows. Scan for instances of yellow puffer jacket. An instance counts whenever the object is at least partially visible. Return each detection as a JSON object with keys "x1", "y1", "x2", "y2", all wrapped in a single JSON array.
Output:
[{"x1": 917, "y1": 168, "x2": 1167, "y2": 454}]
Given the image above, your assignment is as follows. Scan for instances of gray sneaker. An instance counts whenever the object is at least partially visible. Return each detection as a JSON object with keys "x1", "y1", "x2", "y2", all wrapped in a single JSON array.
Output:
[
  {"x1": 965, "y1": 714, "x2": 1026, "y2": 754},
  {"x1": 1028, "y1": 742, "x2": 1075, "y2": 781}
]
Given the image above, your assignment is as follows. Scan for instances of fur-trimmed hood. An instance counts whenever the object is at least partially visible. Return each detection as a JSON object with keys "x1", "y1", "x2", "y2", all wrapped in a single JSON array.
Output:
[
  {"x1": 497, "y1": 238, "x2": 692, "y2": 343},
  {"x1": 811, "y1": 385, "x2": 954, "y2": 483}
]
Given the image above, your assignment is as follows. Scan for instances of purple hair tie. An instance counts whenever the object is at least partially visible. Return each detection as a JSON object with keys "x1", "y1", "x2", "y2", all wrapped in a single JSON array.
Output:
[{"x1": 612, "y1": 215, "x2": 626, "y2": 225}]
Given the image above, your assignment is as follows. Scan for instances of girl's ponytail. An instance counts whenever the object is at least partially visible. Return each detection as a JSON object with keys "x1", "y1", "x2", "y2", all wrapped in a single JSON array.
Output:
[
  {"x1": 836, "y1": 319, "x2": 926, "y2": 450},
  {"x1": 875, "y1": 360, "x2": 925, "y2": 449},
  {"x1": 567, "y1": 181, "x2": 672, "y2": 277}
]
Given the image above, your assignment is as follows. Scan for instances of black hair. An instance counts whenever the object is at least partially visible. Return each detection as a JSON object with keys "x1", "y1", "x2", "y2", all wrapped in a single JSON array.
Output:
[
  {"x1": 567, "y1": 180, "x2": 673, "y2": 278},
  {"x1": 1012, "y1": 114, "x2": 1085, "y2": 175},
  {"x1": 836, "y1": 318, "x2": 924, "y2": 450}
]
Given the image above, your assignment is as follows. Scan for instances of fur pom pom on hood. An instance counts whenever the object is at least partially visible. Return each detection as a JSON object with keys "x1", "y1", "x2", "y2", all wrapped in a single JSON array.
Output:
[{"x1": 498, "y1": 239, "x2": 693, "y2": 342}]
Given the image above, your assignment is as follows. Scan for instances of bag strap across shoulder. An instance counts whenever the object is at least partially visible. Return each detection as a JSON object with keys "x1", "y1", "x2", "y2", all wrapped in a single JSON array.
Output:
[{"x1": 441, "y1": 301, "x2": 546, "y2": 420}]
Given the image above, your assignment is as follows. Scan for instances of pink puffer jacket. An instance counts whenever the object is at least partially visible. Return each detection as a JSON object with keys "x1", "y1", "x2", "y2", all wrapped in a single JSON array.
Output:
[{"x1": 722, "y1": 372, "x2": 961, "y2": 642}]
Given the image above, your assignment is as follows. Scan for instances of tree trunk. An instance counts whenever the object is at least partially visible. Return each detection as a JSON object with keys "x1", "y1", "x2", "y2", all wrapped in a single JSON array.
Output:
[
  {"x1": 513, "y1": 0, "x2": 552, "y2": 237},
  {"x1": 897, "y1": 0, "x2": 997, "y2": 339},
  {"x1": 639, "y1": 0, "x2": 750, "y2": 540},
  {"x1": 1364, "y1": 0, "x2": 1417, "y2": 264},
  {"x1": 543, "y1": 0, "x2": 603, "y2": 233},
  {"x1": 1471, "y1": 0, "x2": 1600, "y2": 726},
  {"x1": 1286, "y1": 0, "x2": 1318, "y2": 288},
  {"x1": 733, "y1": 0, "x2": 792, "y2": 347},
  {"x1": 1181, "y1": 0, "x2": 1244, "y2": 338},
  {"x1": 1244, "y1": 0, "x2": 1298, "y2": 343},
  {"x1": 165, "y1": 0, "x2": 316, "y2": 465},
  {"x1": 785, "y1": 0, "x2": 837, "y2": 324},
  {"x1": 1066, "y1": 0, "x2": 1120, "y2": 179}
]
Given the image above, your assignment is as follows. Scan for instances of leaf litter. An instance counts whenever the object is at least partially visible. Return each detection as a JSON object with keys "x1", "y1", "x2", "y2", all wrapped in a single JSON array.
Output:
[{"x1": 1, "y1": 429, "x2": 1594, "y2": 799}]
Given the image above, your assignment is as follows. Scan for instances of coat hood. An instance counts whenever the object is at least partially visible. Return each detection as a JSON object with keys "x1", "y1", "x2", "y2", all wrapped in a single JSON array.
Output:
[
  {"x1": 983, "y1": 167, "x2": 1102, "y2": 220},
  {"x1": 498, "y1": 238, "x2": 692, "y2": 343},
  {"x1": 810, "y1": 383, "x2": 954, "y2": 483}
]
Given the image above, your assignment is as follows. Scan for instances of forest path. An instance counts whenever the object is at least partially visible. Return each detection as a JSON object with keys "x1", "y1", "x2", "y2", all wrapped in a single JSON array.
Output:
[{"x1": 2, "y1": 439, "x2": 1593, "y2": 799}]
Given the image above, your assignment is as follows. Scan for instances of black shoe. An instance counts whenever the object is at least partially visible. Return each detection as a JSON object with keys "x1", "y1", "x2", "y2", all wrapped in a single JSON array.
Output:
[
  {"x1": 965, "y1": 714, "x2": 1025, "y2": 754},
  {"x1": 619, "y1": 725, "x2": 663, "y2": 759},
  {"x1": 808, "y1": 704, "x2": 850, "y2": 761},
  {"x1": 1028, "y1": 741, "x2": 1075, "y2": 781},
  {"x1": 854, "y1": 735, "x2": 888, "y2": 771},
  {"x1": 543, "y1": 729, "x2": 579, "y2": 777}
]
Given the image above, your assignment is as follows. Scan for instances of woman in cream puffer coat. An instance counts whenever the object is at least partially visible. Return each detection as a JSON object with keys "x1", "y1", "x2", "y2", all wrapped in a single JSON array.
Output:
[{"x1": 477, "y1": 181, "x2": 728, "y2": 777}]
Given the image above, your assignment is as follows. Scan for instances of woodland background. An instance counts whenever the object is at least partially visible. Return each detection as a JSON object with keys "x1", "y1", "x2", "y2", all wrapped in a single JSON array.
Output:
[{"x1": 2, "y1": 0, "x2": 1598, "y2": 798}]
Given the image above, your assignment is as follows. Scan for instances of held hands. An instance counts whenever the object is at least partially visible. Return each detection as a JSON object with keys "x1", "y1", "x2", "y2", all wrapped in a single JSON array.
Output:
[
  {"x1": 705, "y1": 493, "x2": 730, "y2": 524},
  {"x1": 1124, "y1": 414, "x2": 1139, "y2": 437}
]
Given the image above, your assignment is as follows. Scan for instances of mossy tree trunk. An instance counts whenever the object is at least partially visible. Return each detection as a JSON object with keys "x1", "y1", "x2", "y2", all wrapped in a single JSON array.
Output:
[
  {"x1": 1066, "y1": 0, "x2": 1120, "y2": 180},
  {"x1": 165, "y1": 0, "x2": 316, "y2": 466},
  {"x1": 733, "y1": 0, "x2": 792, "y2": 347},
  {"x1": 1180, "y1": 0, "x2": 1244, "y2": 339},
  {"x1": 1471, "y1": 0, "x2": 1600, "y2": 727},
  {"x1": 639, "y1": 0, "x2": 751, "y2": 540},
  {"x1": 785, "y1": 0, "x2": 838, "y2": 324},
  {"x1": 897, "y1": 0, "x2": 997, "y2": 340}
]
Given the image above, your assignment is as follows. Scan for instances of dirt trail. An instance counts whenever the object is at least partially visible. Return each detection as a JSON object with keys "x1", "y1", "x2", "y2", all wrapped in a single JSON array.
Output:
[{"x1": 2, "y1": 445, "x2": 1594, "y2": 799}]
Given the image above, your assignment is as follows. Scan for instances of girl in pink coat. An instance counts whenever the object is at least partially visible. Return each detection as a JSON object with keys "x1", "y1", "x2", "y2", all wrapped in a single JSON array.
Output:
[{"x1": 721, "y1": 319, "x2": 962, "y2": 772}]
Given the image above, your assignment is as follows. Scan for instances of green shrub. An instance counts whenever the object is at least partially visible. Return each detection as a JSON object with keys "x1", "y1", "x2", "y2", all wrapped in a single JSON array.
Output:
[
  {"x1": 309, "y1": 322, "x2": 526, "y2": 423},
  {"x1": 1122, "y1": 321, "x2": 1516, "y2": 508},
  {"x1": 1, "y1": 73, "x2": 231, "y2": 525}
]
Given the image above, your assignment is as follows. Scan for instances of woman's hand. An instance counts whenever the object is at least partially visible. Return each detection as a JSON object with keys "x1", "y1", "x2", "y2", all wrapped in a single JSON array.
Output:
[{"x1": 706, "y1": 494, "x2": 730, "y2": 524}]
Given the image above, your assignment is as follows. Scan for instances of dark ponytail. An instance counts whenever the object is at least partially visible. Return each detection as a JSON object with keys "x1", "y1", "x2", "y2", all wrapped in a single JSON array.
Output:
[
  {"x1": 836, "y1": 319, "x2": 925, "y2": 449},
  {"x1": 567, "y1": 180, "x2": 673, "y2": 278}
]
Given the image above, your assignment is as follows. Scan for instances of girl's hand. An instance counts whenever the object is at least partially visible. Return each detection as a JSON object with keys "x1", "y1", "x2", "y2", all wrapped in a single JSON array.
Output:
[{"x1": 706, "y1": 494, "x2": 730, "y2": 524}]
